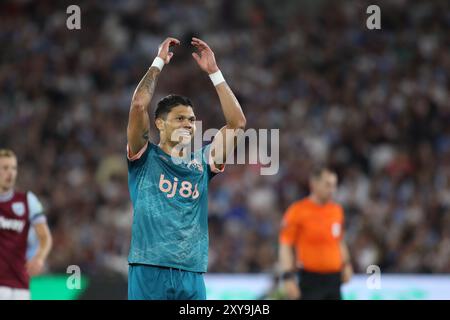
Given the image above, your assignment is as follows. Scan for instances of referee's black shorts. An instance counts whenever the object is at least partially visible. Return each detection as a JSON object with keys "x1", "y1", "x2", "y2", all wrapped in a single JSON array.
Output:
[{"x1": 297, "y1": 269, "x2": 342, "y2": 300}]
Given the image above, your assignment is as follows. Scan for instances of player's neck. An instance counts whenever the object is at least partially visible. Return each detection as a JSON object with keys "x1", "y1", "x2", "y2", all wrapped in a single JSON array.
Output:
[
  {"x1": 0, "y1": 188, "x2": 14, "y2": 201},
  {"x1": 158, "y1": 142, "x2": 188, "y2": 159},
  {"x1": 309, "y1": 194, "x2": 328, "y2": 206},
  {"x1": 0, "y1": 186, "x2": 12, "y2": 194}
]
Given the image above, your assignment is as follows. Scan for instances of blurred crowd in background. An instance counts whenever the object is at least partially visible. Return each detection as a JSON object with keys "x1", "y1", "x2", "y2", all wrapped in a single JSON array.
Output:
[{"x1": 1, "y1": 0, "x2": 449, "y2": 278}]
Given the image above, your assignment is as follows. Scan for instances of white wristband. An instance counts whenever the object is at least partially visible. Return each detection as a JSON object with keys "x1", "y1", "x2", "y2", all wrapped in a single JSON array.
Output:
[
  {"x1": 151, "y1": 57, "x2": 164, "y2": 71},
  {"x1": 209, "y1": 70, "x2": 225, "y2": 86}
]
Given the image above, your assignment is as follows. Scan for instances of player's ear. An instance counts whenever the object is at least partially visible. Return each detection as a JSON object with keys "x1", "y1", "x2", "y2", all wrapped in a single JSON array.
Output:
[{"x1": 155, "y1": 118, "x2": 164, "y2": 131}]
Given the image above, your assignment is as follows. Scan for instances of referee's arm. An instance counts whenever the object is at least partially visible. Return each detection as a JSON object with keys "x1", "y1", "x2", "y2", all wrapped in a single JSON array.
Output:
[
  {"x1": 340, "y1": 240, "x2": 353, "y2": 283},
  {"x1": 279, "y1": 244, "x2": 300, "y2": 299},
  {"x1": 279, "y1": 204, "x2": 301, "y2": 299}
]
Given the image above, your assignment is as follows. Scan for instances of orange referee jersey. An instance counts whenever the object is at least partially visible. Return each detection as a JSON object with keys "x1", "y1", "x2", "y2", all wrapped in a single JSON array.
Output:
[{"x1": 279, "y1": 197, "x2": 344, "y2": 273}]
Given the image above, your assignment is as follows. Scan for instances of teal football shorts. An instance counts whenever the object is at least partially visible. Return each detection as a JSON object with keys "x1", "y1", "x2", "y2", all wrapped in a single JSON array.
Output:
[{"x1": 128, "y1": 264, "x2": 206, "y2": 300}]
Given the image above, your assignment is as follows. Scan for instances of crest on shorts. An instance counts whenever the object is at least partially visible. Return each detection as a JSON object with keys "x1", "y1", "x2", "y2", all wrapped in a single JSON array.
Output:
[{"x1": 11, "y1": 202, "x2": 25, "y2": 217}]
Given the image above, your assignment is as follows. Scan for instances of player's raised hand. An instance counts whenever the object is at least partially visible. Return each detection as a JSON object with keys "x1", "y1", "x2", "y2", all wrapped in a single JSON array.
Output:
[
  {"x1": 191, "y1": 37, "x2": 219, "y2": 74},
  {"x1": 157, "y1": 37, "x2": 180, "y2": 64}
]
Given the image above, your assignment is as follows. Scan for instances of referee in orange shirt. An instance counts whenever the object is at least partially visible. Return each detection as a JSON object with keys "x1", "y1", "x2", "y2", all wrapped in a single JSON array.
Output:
[{"x1": 278, "y1": 167, "x2": 353, "y2": 300}]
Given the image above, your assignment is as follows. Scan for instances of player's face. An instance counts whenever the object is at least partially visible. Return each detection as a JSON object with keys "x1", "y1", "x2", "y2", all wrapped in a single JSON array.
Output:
[
  {"x1": 162, "y1": 105, "x2": 196, "y2": 145},
  {"x1": 0, "y1": 156, "x2": 18, "y2": 192},
  {"x1": 313, "y1": 171, "x2": 337, "y2": 203}
]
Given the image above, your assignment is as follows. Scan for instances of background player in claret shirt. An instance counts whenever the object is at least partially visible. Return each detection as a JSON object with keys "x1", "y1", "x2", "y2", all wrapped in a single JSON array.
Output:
[
  {"x1": 126, "y1": 37, "x2": 246, "y2": 300},
  {"x1": 0, "y1": 149, "x2": 52, "y2": 300},
  {"x1": 278, "y1": 167, "x2": 353, "y2": 300}
]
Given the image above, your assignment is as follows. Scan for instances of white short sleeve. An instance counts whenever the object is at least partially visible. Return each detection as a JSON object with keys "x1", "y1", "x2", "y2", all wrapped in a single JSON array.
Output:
[{"x1": 27, "y1": 191, "x2": 46, "y2": 225}]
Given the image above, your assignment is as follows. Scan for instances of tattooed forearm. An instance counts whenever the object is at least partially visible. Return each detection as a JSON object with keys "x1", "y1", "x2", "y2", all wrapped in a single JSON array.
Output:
[{"x1": 132, "y1": 67, "x2": 160, "y2": 109}]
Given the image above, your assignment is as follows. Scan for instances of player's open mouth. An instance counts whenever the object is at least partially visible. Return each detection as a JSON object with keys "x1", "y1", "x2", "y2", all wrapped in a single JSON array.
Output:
[{"x1": 177, "y1": 129, "x2": 192, "y2": 137}]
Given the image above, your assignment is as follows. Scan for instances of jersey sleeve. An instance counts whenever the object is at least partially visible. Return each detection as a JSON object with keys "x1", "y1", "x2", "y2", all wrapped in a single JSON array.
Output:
[
  {"x1": 279, "y1": 203, "x2": 301, "y2": 246},
  {"x1": 27, "y1": 191, "x2": 46, "y2": 225},
  {"x1": 127, "y1": 141, "x2": 149, "y2": 161},
  {"x1": 127, "y1": 141, "x2": 152, "y2": 170},
  {"x1": 202, "y1": 143, "x2": 225, "y2": 180}
]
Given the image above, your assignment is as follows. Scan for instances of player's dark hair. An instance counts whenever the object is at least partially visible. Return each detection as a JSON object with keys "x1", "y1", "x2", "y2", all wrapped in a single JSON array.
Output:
[
  {"x1": 310, "y1": 166, "x2": 336, "y2": 180},
  {"x1": 155, "y1": 94, "x2": 193, "y2": 120}
]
